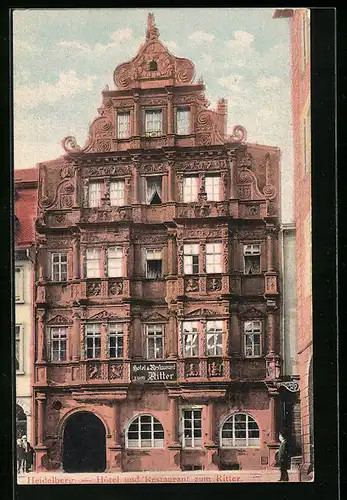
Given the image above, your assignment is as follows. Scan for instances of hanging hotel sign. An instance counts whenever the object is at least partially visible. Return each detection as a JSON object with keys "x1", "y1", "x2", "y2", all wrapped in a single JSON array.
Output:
[{"x1": 130, "y1": 362, "x2": 177, "y2": 382}]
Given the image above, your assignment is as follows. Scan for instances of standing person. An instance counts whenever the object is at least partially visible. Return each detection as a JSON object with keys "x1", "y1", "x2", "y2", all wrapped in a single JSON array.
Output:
[
  {"x1": 276, "y1": 432, "x2": 290, "y2": 482},
  {"x1": 16, "y1": 438, "x2": 25, "y2": 474},
  {"x1": 21, "y1": 435, "x2": 34, "y2": 473}
]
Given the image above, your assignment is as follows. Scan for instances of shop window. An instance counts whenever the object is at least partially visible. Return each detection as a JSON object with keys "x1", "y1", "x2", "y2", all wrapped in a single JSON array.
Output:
[
  {"x1": 145, "y1": 324, "x2": 163, "y2": 359},
  {"x1": 126, "y1": 415, "x2": 164, "y2": 448},
  {"x1": 243, "y1": 244, "x2": 261, "y2": 275},
  {"x1": 50, "y1": 327, "x2": 67, "y2": 362},
  {"x1": 51, "y1": 252, "x2": 68, "y2": 282},
  {"x1": 221, "y1": 413, "x2": 260, "y2": 447},
  {"x1": 244, "y1": 320, "x2": 262, "y2": 358},
  {"x1": 145, "y1": 249, "x2": 162, "y2": 278},
  {"x1": 181, "y1": 408, "x2": 202, "y2": 448}
]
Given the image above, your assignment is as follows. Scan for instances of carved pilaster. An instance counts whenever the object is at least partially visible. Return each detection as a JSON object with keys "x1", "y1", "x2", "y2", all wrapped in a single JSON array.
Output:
[
  {"x1": 177, "y1": 173, "x2": 183, "y2": 202},
  {"x1": 36, "y1": 393, "x2": 46, "y2": 447},
  {"x1": 200, "y1": 319, "x2": 207, "y2": 357},
  {"x1": 177, "y1": 241, "x2": 184, "y2": 275},
  {"x1": 222, "y1": 239, "x2": 229, "y2": 274},
  {"x1": 124, "y1": 177, "x2": 132, "y2": 205},
  {"x1": 72, "y1": 233, "x2": 80, "y2": 280},
  {"x1": 167, "y1": 92, "x2": 173, "y2": 135},
  {"x1": 200, "y1": 242, "x2": 206, "y2": 274},
  {"x1": 133, "y1": 94, "x2": 140, "y2": 136},
  {"x1": 36, "y1": 309, "x2": 46, "y2": 362},
  {"x1": 83, "y1": 178, "x2": 89, "y2": 208}
]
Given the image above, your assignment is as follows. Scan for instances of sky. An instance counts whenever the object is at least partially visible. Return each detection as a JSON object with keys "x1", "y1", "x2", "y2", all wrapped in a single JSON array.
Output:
[{"x1": 13, "y1": 8, "x2": 293, "y2": 221}]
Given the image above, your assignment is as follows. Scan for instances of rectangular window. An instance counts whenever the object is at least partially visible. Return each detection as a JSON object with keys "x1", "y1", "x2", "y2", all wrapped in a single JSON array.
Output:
[
  {"x1": 206, "y1": 320, "x2": 223, "y2": 356},
  {"x1": 182, "y1": 321, "x2": 199, "y2": 357},
  {"x1": 244, "y1": 321, "x2": 262, "y2": 358},
  {"x1": 183, "y1": 244, "x2": 199, "y2": 275},
  {"x1": 50, "y1": 327, "x2": 67, "y2": 362},
  {"x1": 15, "y1": 267, "x2": 24, "y2": 302},
  {"x1": 145, "y1": 110, "x2": 162, "y2": 137},
  {"x1": 107, "y1": 247, "x2": 123, "y2": 278},
  {"x1": 51, "y1": 253, "x2": 68, "y2": 282},
  {"x1": 88, "y1": 182, "x2": 102, "y2": 208},
  {"x1": 108, "y1": 324, "x2": 124, "y2": 358},
  {"x1": 117, "y1": 111, "x2": 131, "y2": 139},
  {"x1": 146, "y1": 176, "x2": 162, "y2": 204},
  {"x1": 183, "y1": 176, "x2": 198, "y2": 202},
  {"x1": 182, "y1": 408, "x2": 202, "y2": 448},
  {"x1": 145, "y1": 324, "x2": 163, "y2": 359},
  {"x1": 110, "y1": 180, "x2": 125, "y2": 206},
  {"x1": 243, "y1": 244, "x2": 261, "y2": 275},
  {"x1": 206, "y1": 243, "x2": 222, "y2": 274},
  {"x1": 205, "y1": 175, "x2": 221, "y2": 201},
  {"x1": 86, "y1": 248, "x2": 101, "y2": 278},
  {"x1": 15, "y1": 325, "x2": 23, "y2": 372},
  {"x1": 85, "y1": 324, "x2": 101, "y2": 359},
  {"x1": 145, "y1": 249, "x2": 162, "y2": 279},
  {"x1": 176, "y1": 108, "x2": 190, "y2": 135}
]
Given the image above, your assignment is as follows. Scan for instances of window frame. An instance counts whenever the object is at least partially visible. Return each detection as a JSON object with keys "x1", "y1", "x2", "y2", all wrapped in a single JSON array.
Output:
[
  {"x1": 144, "y1": 324, "x2": 164, "y2": 360},
  {"x1": 15, "y1": 266, "x2": 24, "y2": 303},
  {"x1": 145, "y1": 248, "x2": 163, "y2": 279},
  {"x1": 88, "y1": 181, "x2": 103, "y2": 208},
  {"x1": 86, "y1": 247, "x2": 102, "y2": 279},
  {"x1": 181, "y1": 321, "x2": 199, "y2": 357},
  {"x1": 243, "y1": 320, "x2": 262, "y2": 358},
  {"x1": 50, "y1": 326, "x2": 68, "y2": 362},
  {"x1": 206, "y1": 320, "x2": 223, "y2": 356},
  {"x1": 85, "y1": 323, "x2": 102, "y2": 360},
  {"x1": 180, "y1": 406, "x2": 203, "y2": 449},
  {"x1": 183, "y1": 243, "x2": 199, "y2": 275},
  {"x1": 205, "y1": 175, "x2": 221, "y2": 201},
  {"x1": 220, "y1": 412, "x2": 260, "y2": 448},
  {"x1": 175, "y1": 107, "x2": 190, "y2": 136},
  {"x1": 243, "y1": 244, "x2": 261, "y2": 275},
  {"x1": 108, "y1": 323, "x2": 124, "y2": 359},
  {"x1": 15, "y1": 324, "x2": 24, "y2": 373},
  {"x1": 126, "y1": 414, "x2": 165, "y2": 449},
  {"x1": 144, "y1": 109, "x2": 163, "y2": 137},
  {"x1": 51, "y1": 252, "x2": 68, "y2": 282},
  {"x1": 182, "y1": 175, "x2": 199, "y2": 203},
  {"x1": 145, "y1": 175, "x2": 163, "y2": 205},
  {"x1": 116, "y1": 111, "x2": 131, "y2": 139},
  {"x1": 107, "y1": 246, "x2": 123, "y2": 278},
  {"x1": 206, "y1": 242, "x2": 222, "y2": 274},
  {"x1": 109, "y1": 179, "x2": 125, "y2": 206}
]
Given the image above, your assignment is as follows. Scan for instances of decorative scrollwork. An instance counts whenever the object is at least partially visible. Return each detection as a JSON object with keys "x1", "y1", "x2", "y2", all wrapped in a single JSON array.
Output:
[
  {"x1": 61, "y1": 136, "x2": 81, "y2": 153},
  {"x1": 263, "y1": 184, "x2": 277, "y2": 199},
  {"x1": 229, "y1": 125, "x2": 247, "y2": 143}
]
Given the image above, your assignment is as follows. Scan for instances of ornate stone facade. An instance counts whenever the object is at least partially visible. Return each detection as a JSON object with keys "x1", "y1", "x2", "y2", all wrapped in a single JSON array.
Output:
[{"x1": 33, "y1": 14, "x2": 282, "y2": 473}]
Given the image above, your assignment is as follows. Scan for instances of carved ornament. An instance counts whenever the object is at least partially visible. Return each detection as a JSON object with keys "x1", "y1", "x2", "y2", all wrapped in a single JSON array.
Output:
[
  {"x1": 186, "y1": 308, "x2": 216, "y2": 318},
  {"x1": 46, "y1": 314, "x2": 72, "y2": 325},
  {"x1": 239, "y1": 307, "x2": 264, "y2": 319}
]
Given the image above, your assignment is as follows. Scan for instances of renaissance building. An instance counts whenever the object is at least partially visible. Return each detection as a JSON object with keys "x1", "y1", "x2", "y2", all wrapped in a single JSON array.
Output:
[{"x1": 33, "y1": 14, "x2": 284, "y2": 473}]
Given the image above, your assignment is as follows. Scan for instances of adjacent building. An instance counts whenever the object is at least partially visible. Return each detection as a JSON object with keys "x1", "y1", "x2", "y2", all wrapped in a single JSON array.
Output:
[
  {"x1": 274, "y1": 8, "x2": 312, "y2": 474},
  {"x1": 32, "y1": 14, "x2": 285, "y2": 473},
  {"x1": 15, "y1": 167, "x2": 38, "y2": 442}
]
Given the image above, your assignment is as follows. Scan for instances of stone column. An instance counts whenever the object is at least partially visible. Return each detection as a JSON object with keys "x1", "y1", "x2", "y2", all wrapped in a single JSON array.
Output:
[
  {"x1": 231, "y1": 308, "x2": 240, "y2": 355},
  {"x1": 108, "y1": 400, "x2": 123, "y2": 472},
  {"x1": 72, "y1": 234, "x2": 80, "y2": 280},
  {"x1": 37, "y1": 246, "x2": 46, "y2": 282},
  {"x1": 205, "y1": 401, "x2": 219, "y2": 470},
  {"x1": 168, "y1": 396, "x2": 181, "y2": 470},
  {"x1": 177, "y1": 174, "x2": 183, "y2": 202},
  {"x1": 36, "y1": 394, "x2": 46, "y2": 447},
  {"x1": 168, "y1": 311, "x2": 178, "y2": 358},
  {"x1": 267, "y1": 311, "x2": 276, "y2": 354},
  {"x1": 222, "y1": 239, "x2": 229, "y2": 274},
  {"x1": 36, "y1": 310, "x2": 46, "y2": 362},
  {"x1": 132, "y1": 312, "x2": 142, "y2": 359},
  {"x1": 132, "y1": 166, "x2": 139, "y2": 204},
  {"x1": 123, "y1": 322, "x2": 130, "y2": 359},
  {"x1": 269, "y1": 395, "x2": 278, "y2": 442},
  {"x1": 101, "y1": 322, "x2": 107, "y2": 359},
  {"x1": 167, "y1": 161, "x2": 175, "y2": 202},
  {"x1": 228, "y1": 154, "x2": 237, "y2": 199},
  {"x1": 71, "y1": 310, "x2": 81, "y2": 361},
  {"x1": 200, "y1": 242, "x2": 206, "y2": 274},
  {"x1": 199, "y1": 319, "x2": 206, "y2": 357},
  {"x1": 133, "y1": 95, "x2": 140, "y2": 136},
  {"x1": 266, "y1": 228, "x2": 275, "y2": 272},
  {"x1": 167, "y1": 93, "x2": 173, "y2": 134}
]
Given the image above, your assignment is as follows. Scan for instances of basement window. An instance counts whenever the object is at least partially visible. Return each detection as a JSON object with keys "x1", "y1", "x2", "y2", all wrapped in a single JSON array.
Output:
[
  {"x1": 244, "y1": 244, "x2": 261, "y2": 275},
  {"x1": 146, "y1": 249, "x2": 162, "y2": 279}
]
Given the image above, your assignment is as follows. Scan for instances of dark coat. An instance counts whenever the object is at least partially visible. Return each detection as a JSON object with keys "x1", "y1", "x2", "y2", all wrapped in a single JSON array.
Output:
[
  {"x1": 277, "y1": 439, "x2": 290, "y2": 469},
  {"x1": 23, "y1": 442, "x2": 34, "y2": 466},
  {"x1": 17, "y1": 444, "x2": 25, "y2": 461}
]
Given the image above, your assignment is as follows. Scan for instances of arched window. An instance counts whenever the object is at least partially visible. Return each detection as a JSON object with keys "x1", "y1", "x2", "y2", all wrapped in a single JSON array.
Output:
[
  {"x1": 126, "y1": 414, "x2": 164, "y2": 448},
  {"x1": 221, "y1": 413, "x2": 260, "y2": 447}
]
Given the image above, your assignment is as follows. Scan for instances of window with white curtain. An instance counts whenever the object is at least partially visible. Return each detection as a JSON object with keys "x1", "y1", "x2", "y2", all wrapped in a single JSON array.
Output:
[
  {"x1": 206, "y1": 243, "x2": 222, "y2": 273},
  {"x1": 182, "y1": 321, "x2": 199, "y2": 357},
  {"x1": 108, "y1": 324, "x2": 124, "y2": 358},
  {"x1": 145, "y1": 249, "x2": 162, "y2": 278},
  {"x1": 145, "y1": 110, "x2": 162, "y2": 136},
  {"x1": 117, "y1": 111, "x2": 131, "y2": 139},
  {"x1": 205, "y1": 175, "x2": 221, "y2": 201},
  {"x1": 176, "y1": 108, "x2": 190, "y2": 135},
  {"x1": 182, "y1": 408, "x2": 202, "y2": 448},
  {"x1": 243, "y1": 244, "x2": 261, "y2": 275},
  {"x1": 183, "y1": 243, "x2": 199, "y2": 274},
  {"x1": 88, "y1": 182, "x2": 102, "y2": 208},
  {"x1": 85, "y1": 323, "x2": 101, "y2": 359},
  {"x1": 110, "y1": 180, "x2": 125, "y2": 206},
  {"x1": 206, "y1": 320, "x2": 223, "y2": 356},
  {"x1": 126, "y1": 415, "x2": 164, "y2": 448},
  {"x1": 221, "y1": 413, "x2": 260, "y2": 447},
  {"x1": 145, "y1": 324, "x2": 163, "y2": 359},
  {"x1": 183, "y1": 176, "x2": 198, "y2": 202},
  {"x1": 50, "y1": 327, "x2": 67, "y2": 362},
  {"x1": 86, "y1": 248, "x2": 101, "y2": 278},
  {"x1": 146, "y1": 176, "x2": 162, "y2": 204},
  {"x1": 244, "y1": 320, "x2": 262, "y2": 357},
  {"x1": 107, "y1": 247, "x2": 123, "y2": 277}
]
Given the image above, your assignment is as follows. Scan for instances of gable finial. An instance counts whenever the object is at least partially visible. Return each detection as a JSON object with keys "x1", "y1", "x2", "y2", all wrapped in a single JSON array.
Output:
[{"x1": 146, "y1": 13, "x2": 160, "y2": 41}]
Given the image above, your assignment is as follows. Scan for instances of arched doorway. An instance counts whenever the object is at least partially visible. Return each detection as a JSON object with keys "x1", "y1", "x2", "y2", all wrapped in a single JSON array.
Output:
[
  {"x1": 16, "y1": 404, "x2": 27, "y2": 438},
  {"x1": 62, "y1": 411, "x2": 106, "y2": 473}
]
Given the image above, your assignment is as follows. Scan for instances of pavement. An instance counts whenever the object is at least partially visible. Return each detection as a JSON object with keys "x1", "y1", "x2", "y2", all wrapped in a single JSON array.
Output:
[{"x1": 17, "y1": 468, "x2": 309, "y2": 485}]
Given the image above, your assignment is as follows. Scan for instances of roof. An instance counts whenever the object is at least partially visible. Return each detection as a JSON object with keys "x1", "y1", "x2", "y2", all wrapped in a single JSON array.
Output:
[{"x1": 14, "y1": 169, "x2": 38, "y2": 248}]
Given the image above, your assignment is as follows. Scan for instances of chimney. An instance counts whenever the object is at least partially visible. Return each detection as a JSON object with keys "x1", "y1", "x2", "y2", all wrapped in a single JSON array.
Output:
[{"x1": 216, "y1": 98, "x2": 228, "y2": 138}]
